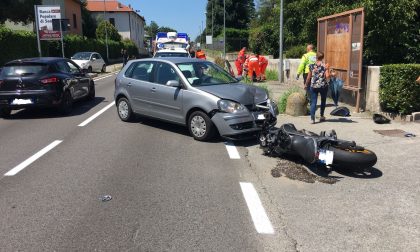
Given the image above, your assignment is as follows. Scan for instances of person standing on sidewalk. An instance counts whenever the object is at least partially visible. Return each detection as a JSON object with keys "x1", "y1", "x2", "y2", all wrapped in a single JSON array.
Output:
[
  {"x1": 305, "y1": 52, "x2": 330, "y2": 124},
  {"x1": 296, "y1": 44, "x2": 316, "y2": 85}
]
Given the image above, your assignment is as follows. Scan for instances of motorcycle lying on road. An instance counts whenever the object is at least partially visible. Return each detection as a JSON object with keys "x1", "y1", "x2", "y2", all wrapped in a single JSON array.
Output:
[{"x1": 257, "y1": 100, "x2": 377, "y2": 172}]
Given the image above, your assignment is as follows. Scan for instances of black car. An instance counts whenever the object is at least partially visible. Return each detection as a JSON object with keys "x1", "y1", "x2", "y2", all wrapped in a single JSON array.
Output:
[{"x1": 0, "y1": 57, "x2": 95, "y2": 117}]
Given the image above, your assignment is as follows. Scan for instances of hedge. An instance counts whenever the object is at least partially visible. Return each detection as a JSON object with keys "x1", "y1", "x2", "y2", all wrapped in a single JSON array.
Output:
[
  {"x1": 379, "y1": 64, "x2": 420, "y2": 115},
  {"x1": 0, "y1": 26, "x2": 138, "y2": 65}
]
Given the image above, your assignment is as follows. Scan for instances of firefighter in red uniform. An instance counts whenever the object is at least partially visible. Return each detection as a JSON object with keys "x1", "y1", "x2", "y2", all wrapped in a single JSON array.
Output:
[
  {"x1": 234, "y1": 47, "x2": 247, "y2": 76},
  {"x1": 248, "y1": 53, "x2": 261, "y2": 81},
  {"x1": 195, "y1": 49, "x2": 206, "y2": 60},
  {"x1": 258, "y1": 54, "x2": 268, "y2": 81}
]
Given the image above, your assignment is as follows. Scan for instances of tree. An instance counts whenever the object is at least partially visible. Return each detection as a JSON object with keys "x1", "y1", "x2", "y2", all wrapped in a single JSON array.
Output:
[
  {"x1": 205, "y1": 0, "x2": 255, "y2": 37},
  {"x1": 145, "y1": 21, "x2": 159, "y2": 38},
  {"x1": 96, "y1": 20, "x2": 121, "y2": 41},
  {"x1": 0, "y1": 0, "x2": 42, "y2": 24},
  {"x1": 81, "y1": 2, "x2": 96, "y2": 38},
  {"x1": 157, "y1": 26, "x2": 177, "y2": 33}
]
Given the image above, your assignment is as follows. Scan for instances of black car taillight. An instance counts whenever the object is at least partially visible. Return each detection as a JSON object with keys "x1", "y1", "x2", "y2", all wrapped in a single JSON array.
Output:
[{"x1": 40, "y1": 77, "x2": 58, "y2": 84}]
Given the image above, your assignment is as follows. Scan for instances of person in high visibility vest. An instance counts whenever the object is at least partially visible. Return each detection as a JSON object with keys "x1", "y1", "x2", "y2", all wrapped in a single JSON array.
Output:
[
  {"x1": 196, "y1": 49, "x2": 206, "y2": 60},
  {"x1": 248, "y1": 53, "x2": 261, "y2": 81},
  {"x1": 296, "y1": 44, "x2": 316, "y2": 85},
  {"x1": 258, "y1": 54, "x2": 268, "y2": 81},
  {"x1": 234, "y1": 47, "x2": 247, "y2": 76}
]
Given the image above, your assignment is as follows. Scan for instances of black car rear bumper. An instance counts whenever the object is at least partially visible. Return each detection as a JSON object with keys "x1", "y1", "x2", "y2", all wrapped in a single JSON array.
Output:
[{"x1": 0, "y1": 90, "x2": 61, "y2": 109}]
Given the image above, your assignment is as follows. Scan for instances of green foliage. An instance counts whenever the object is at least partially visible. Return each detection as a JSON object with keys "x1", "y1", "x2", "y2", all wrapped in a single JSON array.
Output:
[
  {"x1": 158, "y1": 26, "x2": 177, "y2": 33},
  {"x1": 278, "y1": 86, "x2": 303, "y2": 113},
  {"x1": 96, "y1": 20, "x2": 121, "y2": 41},
  {"x1": 145, "y1": 21, "x2": 159, "y2": 38},
  {"x1": 265, "y1": 69, "x2": 278, "y2": 81},
  {"x1": 205, "y1": 0, "x2": 255, "y2": 38},
  {"x1": 379, "y1": 64, "x2": 420, "y2": 115},
  {"x1": 214, "y1": 56, "x2": 225, "y2": 68},
  {"x1": 285, "y1": 45, "x2": 306, "y2": 58},
  {"x1": 249, "y1": 24, "x2": 279, "y2": 57},
  {"x1": 81, "y1": 2, "x2": 97, "y2": 38},
  {"x1": 225, "y1": 28, "x2": 249, "y2": 52},
  {"x1": 0, "y1": 27, "x2": 138, "y2": 65},
  {"x1": 0, "y1": 0, "x2": 41, "y2": 24}
]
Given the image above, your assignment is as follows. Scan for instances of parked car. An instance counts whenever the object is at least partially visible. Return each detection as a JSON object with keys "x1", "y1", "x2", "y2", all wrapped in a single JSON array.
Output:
[
  {"x1": 0, "y1": 57, "x2": 95, "y2": 117},
  {"x1": 114, "y1": 58, "x2": 274, "y2": 141},
  {"x1": 71, "y1": 52, "x2": 106, "y2": 73}
]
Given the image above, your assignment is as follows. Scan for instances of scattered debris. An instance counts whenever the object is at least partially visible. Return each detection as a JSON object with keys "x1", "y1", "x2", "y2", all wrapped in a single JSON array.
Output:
[
  {"x1": 404, "y1": 133, "x2": 416, "y2": 137},
  {"x1": 374, "y1": 129, "x2": 412, "y2": 137},
  {"x1": 271, "y1": 159, "x2": 338, "y2": 184},
  {"x1": 373, "y1": 113, "x2": 391, "y2": 124},
  {"x1": 100, "y1": 195, "x2": 112, "y2": 202}
]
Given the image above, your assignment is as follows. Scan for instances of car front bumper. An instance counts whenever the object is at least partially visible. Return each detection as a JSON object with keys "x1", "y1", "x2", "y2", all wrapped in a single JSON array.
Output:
[{"x1": 211, "y1": 110, "x2": 271, "y2": 139}]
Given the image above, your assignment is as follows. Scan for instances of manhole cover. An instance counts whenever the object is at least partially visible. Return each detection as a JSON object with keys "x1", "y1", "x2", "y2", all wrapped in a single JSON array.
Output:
[{"x1": 374, "y1": 129, "x2": 408, "y2": 137}]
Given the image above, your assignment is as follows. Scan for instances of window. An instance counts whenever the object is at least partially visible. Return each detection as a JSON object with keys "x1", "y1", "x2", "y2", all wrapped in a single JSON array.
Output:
[
  {"x1": 66, "y1": 61, "x2": 80, "y2": 74},
  {"x1": 127, "y1": 62, "x2": 155, "y2": 82},
  {"x1": 155, "y1": 63, "x2": 179, "y2": 85},
  {"x1": 109, "y1": 18, "x2": 115, "y2": 27},
  {"x1": 95, "y1": 54, "x2": 102, "y2": 59},
  {"x1": 56, "y1": 61, "x2": 71, "y2": 73},
  {"x1": 73, "y1": 14, "x2": 77, "y2": 28}
]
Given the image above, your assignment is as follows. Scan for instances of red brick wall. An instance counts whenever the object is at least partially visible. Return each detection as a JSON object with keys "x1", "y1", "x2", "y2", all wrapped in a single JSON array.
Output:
[{"x1": 65, "y1": 0, "x2": 82, "y2": 35}]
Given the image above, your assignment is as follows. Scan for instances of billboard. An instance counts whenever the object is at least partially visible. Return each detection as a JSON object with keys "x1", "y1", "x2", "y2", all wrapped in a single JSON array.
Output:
[{"x1": 36, "y1": 5, "x2": 62, "y2": 40}]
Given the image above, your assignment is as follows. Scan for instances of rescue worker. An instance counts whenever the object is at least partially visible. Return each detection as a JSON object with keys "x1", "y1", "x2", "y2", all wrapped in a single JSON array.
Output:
[
  {"x1": 234, "y1": 47, "x2": 247, "y2": 76},
  {"x1": 258, "y1": 54, "x2": 268, "y2": 81},
  {"x1": 196, "y1": 49, "x2": 206, "y2": 60},
  {"x1": 248, "y1": 53, "x2": 261, "y2": 82},
  {"x1": 296, "y1": 44, "x2": 317, "y2": 85},
  {"x1": 243, "y1": 55, "x2": 250, "y2": 77}
]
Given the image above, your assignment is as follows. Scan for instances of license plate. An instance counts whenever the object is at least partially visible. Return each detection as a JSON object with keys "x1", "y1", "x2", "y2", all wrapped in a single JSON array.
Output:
[
  {"x1": 319, "y1": 149, "x2": 334, "y2": 165},
  {"x1": 11, "y1": 99, "x2": 32, "y2": 105},
  {"x1": 257, "y1": 114, "x2": 265, "y2": 120}
]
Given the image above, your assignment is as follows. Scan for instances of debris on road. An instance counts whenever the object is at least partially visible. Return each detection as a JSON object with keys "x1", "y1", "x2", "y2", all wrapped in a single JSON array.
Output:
[{"x1": 100, "y1": 195, "x2": 112, "y2": 202}]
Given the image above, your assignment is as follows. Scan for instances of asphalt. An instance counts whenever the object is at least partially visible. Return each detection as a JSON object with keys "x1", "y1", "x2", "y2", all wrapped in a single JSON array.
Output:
[{"x1": 0, "y1": 71, "x2": 294, "y2": 251}]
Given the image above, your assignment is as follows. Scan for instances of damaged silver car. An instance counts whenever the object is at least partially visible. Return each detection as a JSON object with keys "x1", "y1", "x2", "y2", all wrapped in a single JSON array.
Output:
[{"x1": 114, "y1": 58, "x2": 277, "y2": 141}]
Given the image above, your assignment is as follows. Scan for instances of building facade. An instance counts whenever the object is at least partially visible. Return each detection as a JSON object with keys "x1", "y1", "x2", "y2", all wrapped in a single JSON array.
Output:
[
  {"x1": 86, "y1": 0, "x2": 146, "y2": 55},
  {"x1": 41, "y1": 0, "x2": 83, "y2": 35}
]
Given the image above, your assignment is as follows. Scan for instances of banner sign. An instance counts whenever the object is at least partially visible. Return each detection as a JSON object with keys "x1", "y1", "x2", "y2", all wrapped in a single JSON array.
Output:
[{"x1": 36, "y1": 5, "x2": 61, "y2": 40}]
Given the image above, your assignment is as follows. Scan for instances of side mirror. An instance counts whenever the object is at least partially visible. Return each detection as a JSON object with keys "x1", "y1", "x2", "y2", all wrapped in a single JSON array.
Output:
[
  {"x1": 92, "y1": 58, "x2": 96, "y2": 61},
  {"x1": 166, "y1": 80, "x2": 182, "y2": 88}
]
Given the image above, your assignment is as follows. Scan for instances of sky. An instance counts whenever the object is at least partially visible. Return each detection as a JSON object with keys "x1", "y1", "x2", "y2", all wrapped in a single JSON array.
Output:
[{"x1": 125, "y1": 0, "x2": 208, "y2": 39}]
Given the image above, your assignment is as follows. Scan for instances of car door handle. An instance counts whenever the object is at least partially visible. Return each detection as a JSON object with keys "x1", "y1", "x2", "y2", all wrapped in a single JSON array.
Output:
[
  {"x1": 127, "y1": 83, "x2": 132, "y2": 87},
  {"x1": 150, "y1": 87, "x2": 156, "y2": 92}
]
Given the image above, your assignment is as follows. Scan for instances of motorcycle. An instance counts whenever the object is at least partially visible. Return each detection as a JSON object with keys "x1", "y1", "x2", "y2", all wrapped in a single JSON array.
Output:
[{"x1": 257, "y1": 101, "x2": 377, "y2": 172}]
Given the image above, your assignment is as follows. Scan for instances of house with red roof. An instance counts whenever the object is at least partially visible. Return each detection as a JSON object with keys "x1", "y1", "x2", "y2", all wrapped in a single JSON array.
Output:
[{"x1": 86, "y1": 0, "x2": 147, "y2": 55}]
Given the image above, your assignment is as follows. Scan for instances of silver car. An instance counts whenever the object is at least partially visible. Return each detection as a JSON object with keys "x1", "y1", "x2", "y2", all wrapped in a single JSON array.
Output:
[{"x1": 114, "y1": 58, "x2": 276, "y2": 141}]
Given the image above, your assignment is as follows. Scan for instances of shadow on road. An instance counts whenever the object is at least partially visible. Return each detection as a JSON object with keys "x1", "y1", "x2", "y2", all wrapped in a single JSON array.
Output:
[
  {"x1": 334, "y1": 166, "x2": 383, "y2": 179},
  {"x1": 5, "y1": 97, "x2": 106, "y2": 119}
]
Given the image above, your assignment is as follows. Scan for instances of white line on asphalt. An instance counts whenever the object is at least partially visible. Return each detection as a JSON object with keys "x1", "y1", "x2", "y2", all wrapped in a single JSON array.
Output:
[
  {"x1": 93, "y1": 72, "x2": 118, "y2": 81},
  {"x1": 239, "y1": 182, "x2": 275, "y2": 234},
  {"x1": 4, "y1": 140, "x2": 63, "y2": 176},
  {"x1": 225, "y1": 141, "x2": 240, "y2": 159},
  {"x1": 78, "y1": 101, "x2": 115, "y2": 127}
]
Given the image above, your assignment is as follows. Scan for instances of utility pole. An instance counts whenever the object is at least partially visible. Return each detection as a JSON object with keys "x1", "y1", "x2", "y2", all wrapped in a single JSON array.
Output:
[
  {"x1": 59, "y1": 19, "x2": 65, "y2": 57},
  {"x1": 223, "y1": 0, "x2": 226, "y2": 59},
  {"x1": 278, "y1": 0, "x2": 284, "y2": 83},
  {"x1": 103, "y1": 0, "x2": 109, "y2": 61},
  {"x1": 34, "y1": 5, "x2": 42, "y2": 57}
]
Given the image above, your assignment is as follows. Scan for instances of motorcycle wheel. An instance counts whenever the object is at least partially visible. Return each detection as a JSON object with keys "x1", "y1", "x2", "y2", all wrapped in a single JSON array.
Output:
[{"x1": 328, "y1": 146, "x2": 377, "y2": 171}]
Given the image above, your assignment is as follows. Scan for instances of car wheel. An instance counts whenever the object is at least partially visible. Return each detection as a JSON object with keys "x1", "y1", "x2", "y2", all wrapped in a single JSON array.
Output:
[
  {"x1": 87, "y1": 81, "x2": 95, "y2": 100},
  {"x1": 60, "y1": 91, "x2": 73, "y2": 115},
  {"x1": 117, "y1": 97, "x2": 133, "y2": 122},
  {"x1": 188, "y1": 111, "x2": 215, "y2": 141},
  {"x1": 101, "y1": 64, "x2": 106, "y2": 73},
  {"x1": 0, "y1": 108, "x2": 11, "y2": 118},
  {"x1": 88, "y1": 66, "x2": 93, "y2": 73}
]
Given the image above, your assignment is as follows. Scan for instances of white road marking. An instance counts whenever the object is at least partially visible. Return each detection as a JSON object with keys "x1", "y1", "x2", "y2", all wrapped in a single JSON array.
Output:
[
  {"x1": 225, "y1": 141, "x2": 240, "y2": 159},
  {"x1": 4, "y1": 140, "x2": 63, "y2": 176},
  {"x1": 93, "y1": 72, "x2": 118, "y2": 81},
  {"x1": 240, "y1": 182, "x2": 275, "y2": 234},
  {"x1": 78, "y1": 101, "x2": 115, "y2": 127}
]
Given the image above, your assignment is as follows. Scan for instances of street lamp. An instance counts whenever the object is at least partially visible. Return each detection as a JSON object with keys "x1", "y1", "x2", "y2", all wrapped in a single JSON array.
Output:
[{"x1": 103, "y1": 0, "x2": 109, "y2": 61}]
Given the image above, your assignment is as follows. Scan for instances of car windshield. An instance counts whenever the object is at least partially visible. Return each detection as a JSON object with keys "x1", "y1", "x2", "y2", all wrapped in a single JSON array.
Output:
[
  {"x1": 72, "y1": 52, "x2": 92, "y2": 60},
  {"x1": 1, "y1": 64, "x2": 48, "y2": 77},
  {"x1": 177, "y1": 61, "x2": 238, "y2": 86},
  {"x1": 155, "y1": 52, "x2": 189, "y2": 57}
]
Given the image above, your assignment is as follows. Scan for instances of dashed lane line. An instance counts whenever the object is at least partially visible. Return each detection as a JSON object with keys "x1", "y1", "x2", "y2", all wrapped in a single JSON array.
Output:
[
  {"x1": 4, "y1": 140, "x2": 63, "y2": 176},
  {"x1": 225, "y1": 141, "x2": 240, "y2": 159},
  {"x1": 240, "y1": 182, "x2": 275, "y2": 234},
  {"x1": 78, "y1": 101, "x2": 115, "y2": 127}
]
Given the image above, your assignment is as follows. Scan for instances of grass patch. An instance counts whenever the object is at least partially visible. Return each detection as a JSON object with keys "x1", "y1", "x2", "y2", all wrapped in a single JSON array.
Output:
[
  {"x1": 278, "y1": 86, "x2": 303, "y2": 113},
  {"x1": 265, "y1": 69, "x2": 278, "y2": 81}
]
